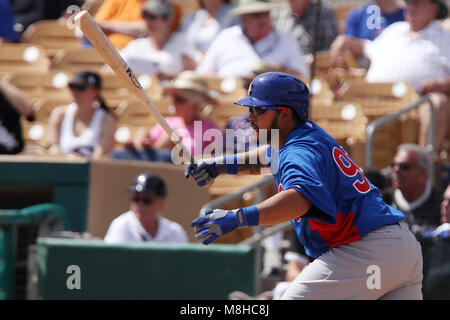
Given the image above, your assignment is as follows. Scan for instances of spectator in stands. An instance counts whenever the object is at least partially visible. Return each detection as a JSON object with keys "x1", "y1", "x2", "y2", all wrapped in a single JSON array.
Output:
[
  {"x1": 344, "y1": 0, "x2": 405, "y2": 41},
  {"x1": 104, "y1": 173, "x2": 188, "y2": 243},
  {"x1": 330, "y1": 0, "x2": 450, "y2": 159},
  {"x1": 389, "y1": 143, "x2": 442, "y2": 235},
  {"x1": 118, "y1": 0, "x2": 197, "y2": 79},
  {"x1": 46, "y1": 71, "x2": 117, "y2": 159},
  {"x1": 271, "y1": 0, "x2": 338, "y2": 59},
  {"x1": 9, "y1": 0, "x2": 82, "y2": 34},
  {"x1": 422, "y1": 183, "x2": 450, "y2": 238},
  {"x1": 0, "y1": 0, "x2": 18, "y2": 43},
  {"x1": 179, "y1": 0, "x2": 240, "y2": 55},
  {"x1": 196, "y1": 0, "x2": 310, "y2": 78},
  {"x1": 111, "y1": 71, "x2": 220, "y2": 161},
  {"x1": 93, "y1": 0, "x2": 147, "y2": 50},
  {"x1": 93, "y1": 0, "x2": 182, "y2": 50},
  {"x1": 0, "y1": 77, "x2": 35, "y2": 154}
]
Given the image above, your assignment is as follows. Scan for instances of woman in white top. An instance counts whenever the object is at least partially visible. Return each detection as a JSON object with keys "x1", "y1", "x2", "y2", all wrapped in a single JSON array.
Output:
[
  {"x1": 119, "y1": 0, "x2": 197, "y2": 80},
  {"x1": 47, "y1": 71, "x2": 117, "y2": 159}
]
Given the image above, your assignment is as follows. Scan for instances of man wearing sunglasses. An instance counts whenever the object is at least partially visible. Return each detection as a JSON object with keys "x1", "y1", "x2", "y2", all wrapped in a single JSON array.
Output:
[
  {"x1": 104, "y1": 173, "x2": 188, "y2": 243},
  {"x1": 390, "y1": 143, "x2": 442, "y2": 235},
  {"x1": 185, "y1": 72, "x2": 423, "y2": 299}
]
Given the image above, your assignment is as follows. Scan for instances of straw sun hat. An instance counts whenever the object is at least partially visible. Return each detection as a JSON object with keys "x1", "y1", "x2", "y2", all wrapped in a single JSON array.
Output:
[{"x1": 162, "y1": 71, "x2": 217, "y2": 104}]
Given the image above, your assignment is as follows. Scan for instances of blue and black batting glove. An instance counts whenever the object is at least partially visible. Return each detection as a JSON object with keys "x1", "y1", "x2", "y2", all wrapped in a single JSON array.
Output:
[
  {"x1": 184, "y1": 158, "x2": 219, "y2": 187},
  {"x1": 184, "y1": 155, "x2": 239, "y2": 187},
  {"x1": 190, "y1": 206, "x2": 259, "y2": 245}
]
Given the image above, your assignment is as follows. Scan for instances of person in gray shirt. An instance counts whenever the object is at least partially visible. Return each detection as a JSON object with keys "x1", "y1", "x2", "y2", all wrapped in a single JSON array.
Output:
[{"x1": 271, "y1": 0, "x2": 339, "y2": 57}]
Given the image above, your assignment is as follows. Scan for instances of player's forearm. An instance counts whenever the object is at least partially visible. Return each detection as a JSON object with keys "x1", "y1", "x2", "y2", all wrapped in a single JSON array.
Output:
[
  {"x1": 99, "y1": 21, "x2": 147, "y2": 38},
  {"x1": 216, "y1": 145, "x2": 270, "y2": 175},
  {"x1": 257, "y1": 188, "x2": 312, "y2": 226}
]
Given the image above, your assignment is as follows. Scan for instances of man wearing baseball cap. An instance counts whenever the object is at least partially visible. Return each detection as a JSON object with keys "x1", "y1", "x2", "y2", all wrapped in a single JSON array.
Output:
[
  {"x1": 104, "y1": 173, "x2": 188, "y2": 243},
  {"x1": 196, "y1": 0, "x2": 310, "y2": 78}
]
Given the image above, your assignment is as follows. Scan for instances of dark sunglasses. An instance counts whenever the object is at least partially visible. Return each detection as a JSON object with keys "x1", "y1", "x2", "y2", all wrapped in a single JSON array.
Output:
[
  {"x1": 248, "y1": 12, "x2": 270, "y2": 18},
  {"x1": 132, "y1": 195, "x2": 154, "y2": 204},
  {"x1": 249, "y1": 106, "x2": 288, "y2": 116},
  {"x1": 143, "y1": 12, "x2": 166, "y2": 21},
  {"x1": 391, "y1": 162, "x2": 412, "y2": 170},
  {"x1": 173, "y1": 95, "x2": 190, "y2": 104}
]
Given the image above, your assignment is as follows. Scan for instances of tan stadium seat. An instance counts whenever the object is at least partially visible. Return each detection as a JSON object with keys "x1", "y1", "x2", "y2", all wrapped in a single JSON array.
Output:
[
  {"x1": 114, "y1": 100, "x2": 158, "y2": 127},
  {"x1": 51, "y1": 47, "x2": 105, "y2": 73},
  {"x1": 5, "y1": 70, "x2": 73, "y2": 102},
  {"x1": 201, "y1": 96, "x2": 246, "y2": 130},
  {"x1": 0, "y1": 44, "x2": 50, "y2": 74},
  {"x1": 21, "y1": 20, "x2": 83, "y2": 57}
]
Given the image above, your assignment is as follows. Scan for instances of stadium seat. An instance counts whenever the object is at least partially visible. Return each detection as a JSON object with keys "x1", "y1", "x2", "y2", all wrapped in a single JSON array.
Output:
[
  {"x1": 203, "y1": 76, "x2": 246, "y2": 99},
  {"x1": 114, "y1": 100, "x2": 158, "y2": 127},
  {"x1": 5, "y1": 70, "x2": 73, "y2": 102},
  {"x1": 21, "y1": 20, "x2": 83, "y2": 58},
  {"x1": 51, "y1": 47, "x2": 105, "y2": 73},
  {"x1": 333, "y1": 80, "x2": 421, "y2": 169},
  {"x1": 337, "y1": 78, "x2": 419, "y2": 101},
  {"x1": 311, "y1": 100, "x2": 367, "y2": 142},
  {"x1": 98, "y1": 72, "x2": 131, "y2": 109},
  {"x1": 308, "y1": 76, "x2": 335, "y2": 104},
  {"x1": 201, "y1": 96, "x2": 246, "y2": 130},
  {"x1": 113, "y1": 123, "x2": 149, "y2": 149},
  {"x1": 21, "y1": 120, "x2": 48, "y2": 148},
  {"x1": 0, "y1": 44, "x2": 50, "y2": 74}
]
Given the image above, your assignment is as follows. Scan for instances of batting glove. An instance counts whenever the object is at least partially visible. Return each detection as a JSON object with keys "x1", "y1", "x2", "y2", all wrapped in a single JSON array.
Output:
[
  {"x1": 191, "y1": 206, "x2": 259, "y2": 245},
  {"x1": 184, "y1": 158, "x2": 219, "y2": 187},
  {"x1": 184, "y1": 155, "x2": 239, "y2": 187}
]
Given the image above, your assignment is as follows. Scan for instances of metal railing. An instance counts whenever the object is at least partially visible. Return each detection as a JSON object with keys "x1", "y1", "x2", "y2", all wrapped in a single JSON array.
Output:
[
  {"x1": 365, "y1": 94, "x2": 436, "y2": 186},
  {"x1": 200, "y1": 175, "x2": 274, "y2": 213}
]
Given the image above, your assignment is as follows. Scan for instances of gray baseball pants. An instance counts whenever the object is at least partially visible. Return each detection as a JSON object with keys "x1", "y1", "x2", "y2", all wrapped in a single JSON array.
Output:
[{"x1": 280, "y1": 221, "x2": 423, "y2": 300}]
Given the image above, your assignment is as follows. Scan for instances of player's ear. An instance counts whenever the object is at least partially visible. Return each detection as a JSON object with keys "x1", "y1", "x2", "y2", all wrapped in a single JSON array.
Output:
[{"x1": 281, "y1": 108, "x2": 291, "y2": 120}]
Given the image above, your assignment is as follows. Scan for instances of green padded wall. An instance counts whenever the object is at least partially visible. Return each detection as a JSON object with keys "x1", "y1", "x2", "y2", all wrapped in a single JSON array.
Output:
[
  {"x1": 0, "y1": 159, "x2": 90, "y2": 232},
  {"x1": 37, "y1": 238, "x2": 257, "y2": 300}
]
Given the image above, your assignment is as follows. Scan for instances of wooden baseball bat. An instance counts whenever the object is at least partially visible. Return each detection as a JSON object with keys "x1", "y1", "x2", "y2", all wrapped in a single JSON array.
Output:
[{"x1": 74, "y1": 10, "x2": 194, "y2": 165}]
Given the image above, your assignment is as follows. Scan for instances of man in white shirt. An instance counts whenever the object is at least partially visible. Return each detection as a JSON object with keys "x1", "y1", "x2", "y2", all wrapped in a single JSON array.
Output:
[
  {"x1": 118, "y1": 0, "x2": 197, "y2": 79},
  {"x1": 330, "y1": 0, "x2": 450, "y2": 160},
  {"x1": 104, "y1": 173, "x2": 188, "y2": 243},
  {"x1": 196, "y1": 0, "x2": 310, "y2": 78}
]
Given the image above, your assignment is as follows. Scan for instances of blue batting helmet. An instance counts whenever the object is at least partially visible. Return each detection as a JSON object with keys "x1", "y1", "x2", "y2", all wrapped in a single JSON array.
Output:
[{"x1": 234, "y1": 72, "x2": 310, "y2": 121}]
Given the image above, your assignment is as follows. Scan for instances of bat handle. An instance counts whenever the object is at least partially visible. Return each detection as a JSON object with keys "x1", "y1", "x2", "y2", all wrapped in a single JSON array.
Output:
[{"x1": 184, "y1": 163, "x2": 195, "y2": 179}]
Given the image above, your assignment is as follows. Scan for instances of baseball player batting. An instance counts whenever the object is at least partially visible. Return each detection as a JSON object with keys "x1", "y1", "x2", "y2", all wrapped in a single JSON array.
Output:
[{"x1": 185, "y1": 72, "x2": 423, "y2": 300}]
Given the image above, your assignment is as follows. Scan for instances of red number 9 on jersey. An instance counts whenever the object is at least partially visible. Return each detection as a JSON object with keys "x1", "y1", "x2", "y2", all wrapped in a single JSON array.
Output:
[{"x1": 332, "y1": 147, "x2": 371, "y2": 194}]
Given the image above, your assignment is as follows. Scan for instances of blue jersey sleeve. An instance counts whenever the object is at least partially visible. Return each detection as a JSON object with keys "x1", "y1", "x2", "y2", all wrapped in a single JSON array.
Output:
[{"x1": 279, "y1": 148, "x2": 336, "y2": 224}]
